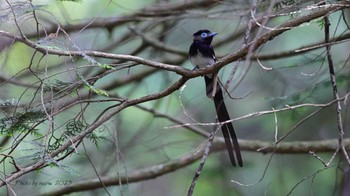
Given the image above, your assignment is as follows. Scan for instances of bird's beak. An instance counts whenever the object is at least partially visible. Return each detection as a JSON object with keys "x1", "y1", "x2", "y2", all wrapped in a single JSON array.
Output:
[{"x1": 209, "y1": 32, "x2": 218, "y2": 37}]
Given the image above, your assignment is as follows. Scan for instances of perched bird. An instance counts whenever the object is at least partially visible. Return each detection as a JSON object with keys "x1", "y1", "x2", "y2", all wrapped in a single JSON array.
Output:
[{"x1": 188, "y1": 29, "x2": 243, "y2": 167}]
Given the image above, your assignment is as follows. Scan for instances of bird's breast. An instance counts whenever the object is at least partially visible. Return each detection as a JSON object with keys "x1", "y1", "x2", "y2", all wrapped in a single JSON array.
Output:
[{"x1": 189, "y1": 50, "x2": 215, "y2": 69}]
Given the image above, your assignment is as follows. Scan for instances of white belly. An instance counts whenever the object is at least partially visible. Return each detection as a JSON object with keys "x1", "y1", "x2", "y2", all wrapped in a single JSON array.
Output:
[{"x1": 190, "y1": 52, "x2": 215, "y2": 69}]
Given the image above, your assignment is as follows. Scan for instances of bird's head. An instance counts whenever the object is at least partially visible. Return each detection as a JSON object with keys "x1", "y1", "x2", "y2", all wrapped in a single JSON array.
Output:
[{"x1": 192, "y1": 29, "x2": 217, "y2": 44}]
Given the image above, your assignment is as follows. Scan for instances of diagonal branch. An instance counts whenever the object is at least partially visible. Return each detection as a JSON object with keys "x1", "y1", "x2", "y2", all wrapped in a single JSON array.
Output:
[
  {"x1": 0, "y1": 3, "x2": 347, "y2": 78},
  {"x1": 324, "y1": 14, "x2": 350, "y2": 164},
  {"x1": 0, "y1": 76, "x2": 189, "y2": 187}
]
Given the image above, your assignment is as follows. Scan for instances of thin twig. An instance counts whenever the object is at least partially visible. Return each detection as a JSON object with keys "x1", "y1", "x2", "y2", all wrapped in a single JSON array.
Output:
[
  {"x1": 324, "y1": 14, "x2": 350, "y2": 165},
  {"x1": 187, "y1": 126, "x2": 220, "y2": 196}
]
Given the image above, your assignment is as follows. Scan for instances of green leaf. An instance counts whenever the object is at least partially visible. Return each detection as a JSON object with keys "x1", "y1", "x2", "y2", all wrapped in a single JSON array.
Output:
[
  {"x1": 76, "y1": 70, "x2": 109, "y2": 97},
  {"x1": 83, "y1": 84, "x2": 109, "y2": 97},
  {"x1": 99, "y1": 63, "x2": 113, "y2": 69},
  {"x1": 317, "y1": 18, "x2": 325, "y2": 29}
]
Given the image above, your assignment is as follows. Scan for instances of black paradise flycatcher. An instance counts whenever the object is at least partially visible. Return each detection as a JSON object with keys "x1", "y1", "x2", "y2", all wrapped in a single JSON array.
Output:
[{"x1": 188, "y1": 29, "x2": 243, "y2": 167}]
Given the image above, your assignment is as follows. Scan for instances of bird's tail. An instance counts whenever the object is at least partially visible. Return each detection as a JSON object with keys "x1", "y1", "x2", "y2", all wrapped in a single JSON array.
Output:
[{"x1": 204, "y1": 76, "x2": 243, "y2": 167}]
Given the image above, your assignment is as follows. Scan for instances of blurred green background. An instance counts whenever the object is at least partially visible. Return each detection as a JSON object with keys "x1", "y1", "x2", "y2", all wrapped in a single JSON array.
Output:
[{"x1": 1, "y1": 0, "x2": 350, "y2": 195}]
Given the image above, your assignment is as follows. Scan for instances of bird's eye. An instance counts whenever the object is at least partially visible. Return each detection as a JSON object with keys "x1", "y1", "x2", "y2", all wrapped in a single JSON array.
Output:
[{"x1": 201, "y1": 32, "x2": 207, "y2": 38}]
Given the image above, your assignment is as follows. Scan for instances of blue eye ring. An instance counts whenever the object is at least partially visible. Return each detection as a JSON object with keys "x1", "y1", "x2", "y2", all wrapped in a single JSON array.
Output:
[{"x1": 201, "y1": 32, "x2": 207, "y2": 38}]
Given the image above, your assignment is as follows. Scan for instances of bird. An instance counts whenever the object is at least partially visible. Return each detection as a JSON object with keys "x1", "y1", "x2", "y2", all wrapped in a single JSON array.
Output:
[{"x1": 188, "y1": 29, "x2": 243, "y2": 167}]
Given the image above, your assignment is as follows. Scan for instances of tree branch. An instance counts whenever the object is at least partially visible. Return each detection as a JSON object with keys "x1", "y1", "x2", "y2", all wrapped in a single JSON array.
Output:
[{"x1": 40, "y1": 138, "x2": 350, "y2": 196}]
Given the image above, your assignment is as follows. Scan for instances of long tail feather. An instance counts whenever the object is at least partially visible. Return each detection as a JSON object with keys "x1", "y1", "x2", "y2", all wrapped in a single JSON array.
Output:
[{"x1": 204, "y1": 76, "x2": 243, "y2": 167}]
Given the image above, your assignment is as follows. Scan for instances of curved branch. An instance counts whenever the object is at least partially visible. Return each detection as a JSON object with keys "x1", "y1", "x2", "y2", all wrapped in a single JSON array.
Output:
[
  {"x1": 0, "y1": 4, "x2": 347, "y2": 78},
  {"x1": 26, "y1": 0, "x2": 220, "y2": 38},
  {"x1": 253, "y1": 33, "x2": 350, "y2": 60},
  {"x1": 1, "y1": 1, "x2": 349, "y2": 188},
  {"x1": 40, "y1": 138, "x2": 350, "y2": 196},
  {"x1": 0, "y1": 76, "x2": 189, "y2": 187},
  {"x1": 212, "y1": 4, "x2": 347, "y2": 73}
]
